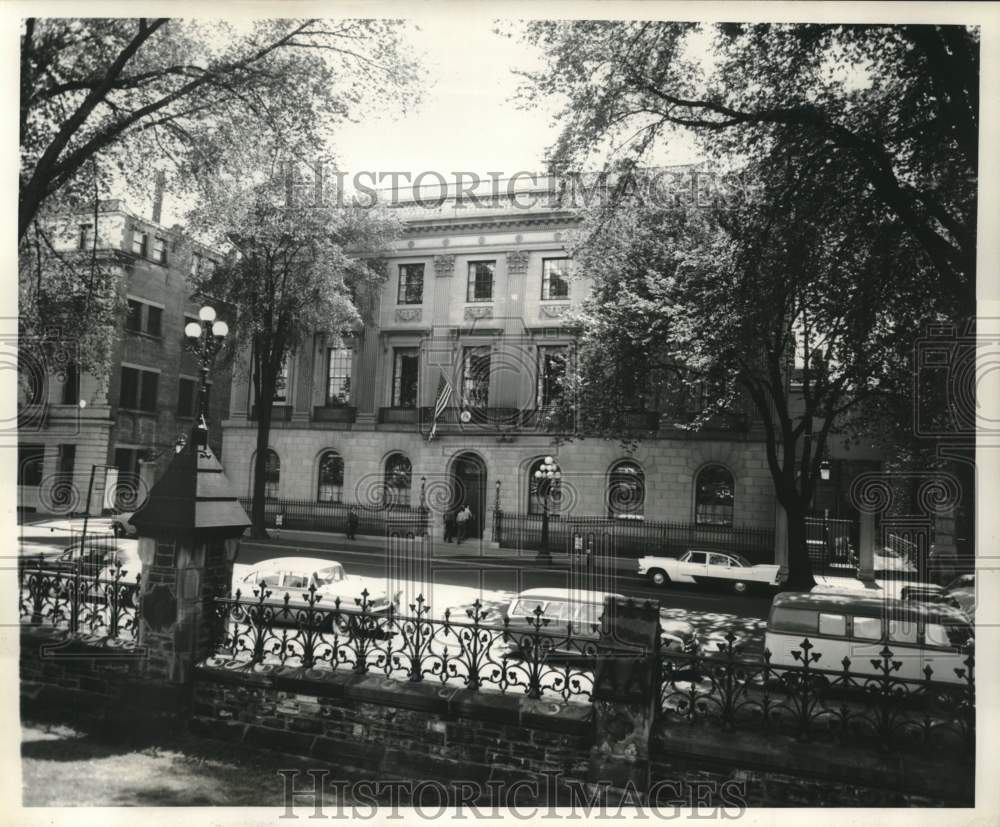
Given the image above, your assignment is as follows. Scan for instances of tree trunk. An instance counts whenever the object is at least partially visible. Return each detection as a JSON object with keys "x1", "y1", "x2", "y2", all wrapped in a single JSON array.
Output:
[
  {"x1": 251, "y1": 408, "x2": 272, "y2": 539},
  {"x1": 783, "y1": 498, "x2": 817, "y2": 592}
]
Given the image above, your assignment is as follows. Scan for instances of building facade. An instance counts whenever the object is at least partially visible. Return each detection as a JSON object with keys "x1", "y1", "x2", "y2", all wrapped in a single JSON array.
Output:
[
  {"x1": 17, "y1": 201, "x2": 232, "y2": 516},
  {"x1": 220, "y1": 182, "x2": 815, "y2": 553}
]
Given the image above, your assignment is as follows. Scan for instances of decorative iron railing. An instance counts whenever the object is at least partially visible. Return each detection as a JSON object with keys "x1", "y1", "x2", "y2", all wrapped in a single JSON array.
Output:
[
  {"x1": 495, "y1": 511, "x2": 776, "y2": 562},
  {"x1": 213, "y1": 587, "x2": 603, "y2": 702},
  {"x1": 238, "y1": 497, "x2": 430, "y2": 537},
  {"x1": 657, "y1": 632, "x2": 975, "y2": 757},
  {"x1": 18, "y1": 555, "x2": 141, "y2": 642}
]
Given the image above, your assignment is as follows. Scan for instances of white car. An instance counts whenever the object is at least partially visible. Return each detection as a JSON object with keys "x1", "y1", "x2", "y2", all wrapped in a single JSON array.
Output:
[
  {"x1": 638, "y1": 550, "x2": 783, "y2": 594},
  {"x1": 236, "y1": 556, "x2": 401, "y2": 630}
]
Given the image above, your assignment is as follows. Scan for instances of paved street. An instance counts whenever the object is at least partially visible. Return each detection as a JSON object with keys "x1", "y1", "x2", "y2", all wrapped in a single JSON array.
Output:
[{"x1": 17, "y1": 516, "x2": 773, "y2": 652}]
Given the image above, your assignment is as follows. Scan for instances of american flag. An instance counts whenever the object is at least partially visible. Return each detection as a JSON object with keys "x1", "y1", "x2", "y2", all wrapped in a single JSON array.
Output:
[{"x1": 428, "y1": 369, "x2": 453, "y2": 440}]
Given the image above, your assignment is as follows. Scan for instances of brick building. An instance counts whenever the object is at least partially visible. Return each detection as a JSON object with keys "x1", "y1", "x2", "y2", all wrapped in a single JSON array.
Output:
[{"x1": 17, "y1": 200, "x2": 232, "y2": 516}]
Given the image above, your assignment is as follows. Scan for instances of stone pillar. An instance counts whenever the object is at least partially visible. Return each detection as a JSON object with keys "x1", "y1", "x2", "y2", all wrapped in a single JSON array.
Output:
[
  {"x1": 136, "y1": 535, "x2": 240, "y2": 683},
  {"x1": 857, "y1": 511, "x2": 877, "y2": 587},
  {"x1": 292, "y1": 344, "x2": 314, "y2": 423},
  {"x1": 130, "y1": 423, "x2": 250, "y2": 688},
  {"x1": 587, "y1": 597, "x2": 660, "y2": 795}
]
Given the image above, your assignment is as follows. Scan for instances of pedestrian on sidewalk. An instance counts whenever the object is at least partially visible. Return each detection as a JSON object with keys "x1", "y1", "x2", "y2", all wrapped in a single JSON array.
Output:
[
  {"x1": 346, "y1": 508, "x2": 359, "y2": 540},
  {"x1": 443, "y1": 507, "x2": 457, "y2": 543},
  {"x1": 456, "y1": 504, "x2": 472, "y2": 544}
]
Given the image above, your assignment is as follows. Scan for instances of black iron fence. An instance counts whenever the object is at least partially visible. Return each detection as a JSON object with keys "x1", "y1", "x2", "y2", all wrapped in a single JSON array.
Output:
[
  {"x1": 658, "y1": 631, "x2": 974, "y2": 758},
  {"x1": 494, "y1": 512, "x2": 776, "y2": 562},
  {"x1": 238, "y1": 497, "x2": 430, "y2": 537},
  {"x1": 805, "y1": 516, "x2": 857, "y2": 572},
  {"x1": 213, "y1": 587, "x2": 602, "y2": 702},
  {"x1": 18, "y1": 555, "x2": 141, "y2": 642},
  {"x1": 207, "y1": 584, "x2": 975, "y2": 760}
]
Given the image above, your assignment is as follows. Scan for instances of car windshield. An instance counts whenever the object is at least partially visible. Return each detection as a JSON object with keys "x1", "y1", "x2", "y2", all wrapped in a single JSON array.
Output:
[{"x1": 316, "y1": 565, "x2": 345, "y2": 584}]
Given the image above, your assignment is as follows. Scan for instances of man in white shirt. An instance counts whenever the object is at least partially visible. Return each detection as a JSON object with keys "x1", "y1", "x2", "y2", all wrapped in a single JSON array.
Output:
[{"x1": 456, "y1": 505, "x2": 472, "y2": 543}]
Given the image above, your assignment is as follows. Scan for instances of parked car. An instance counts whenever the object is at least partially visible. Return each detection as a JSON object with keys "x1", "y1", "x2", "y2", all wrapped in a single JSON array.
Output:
[
  {"x1": 35, "y1": 537, "x2": 125, "y2": 578},
  {"x1": 502, "y1": 588, "x2": 700, "y2": 655},
  {"x1": 766, "y1": 591, "x2": 974, "y2": 686},
  {"x1": 638, "y1": 550, "x2": 783, "y2": 593},
  {"x1": 901, "y1": 573, "x2": 975, "y2": 619},
  {"x1": 872, "y1": 546, "x2": 918, "y2": 573},
  {"x1": 236, "y1": 556, "x2": 401, "y2": 632}
]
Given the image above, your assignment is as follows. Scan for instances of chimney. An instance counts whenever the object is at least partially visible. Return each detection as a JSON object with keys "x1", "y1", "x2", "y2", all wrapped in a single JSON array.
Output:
[{"x1": 152, "y1": 170, "x2": 166, "y2": 224}]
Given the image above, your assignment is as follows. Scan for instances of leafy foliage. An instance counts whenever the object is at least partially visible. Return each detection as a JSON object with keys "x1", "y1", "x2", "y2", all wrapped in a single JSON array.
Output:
[
  {"x1": 518, "y1": 21, "x2": 976, "y2": 315},
  {"x1": 188, "y1": 150, "x2": 400, "y2": 536}
]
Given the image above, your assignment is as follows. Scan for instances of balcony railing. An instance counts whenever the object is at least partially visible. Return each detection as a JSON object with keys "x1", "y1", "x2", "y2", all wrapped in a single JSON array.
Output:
[
  {"x1": 495, "y1": 512, "x2": 776, "y2": 562},
  {"x1": 312, "y1": 405, "x2": 357, "y2": 423},
  {"x1": 378, "y1": 406, "x2": 419, "y2": 425},
  {"x1": 250, "y1": 404, "x2": 293, "y2": 422}
]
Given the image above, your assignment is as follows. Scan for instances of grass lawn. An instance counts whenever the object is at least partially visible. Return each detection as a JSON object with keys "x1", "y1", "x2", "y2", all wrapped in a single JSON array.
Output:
[{"x1": 22, "y1": 719, "x2": 335, "y2": 807}]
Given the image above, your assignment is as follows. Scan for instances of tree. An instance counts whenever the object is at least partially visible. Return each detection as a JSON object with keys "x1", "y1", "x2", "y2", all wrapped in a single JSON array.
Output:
[
  {"x1": 19, "y1": 17, "x2": 421, "y2": 375},
  {"x1": 558, "y1": 154, "x2": 940, "y2": 590},
  {"x1": 518, "y1": 21, "x2": 976, "y2": 316},
  {"x1": 189, "y1": 162, "x2": 398, "y2": 538}
]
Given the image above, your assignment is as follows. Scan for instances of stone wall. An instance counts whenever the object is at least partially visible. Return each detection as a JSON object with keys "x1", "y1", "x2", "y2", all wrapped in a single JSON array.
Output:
[
  {"x1": 18, "y1": 628, "x2": 973, "y2": 807},
  {"x1": 190, "y1": 661, "x2": 594, "y2": 790},
  {"x1": 220, "y1": 424, "x2": 777, "y2": 529}
]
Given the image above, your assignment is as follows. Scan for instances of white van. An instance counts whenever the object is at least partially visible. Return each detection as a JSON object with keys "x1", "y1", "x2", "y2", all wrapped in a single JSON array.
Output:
[{"x1": 765, "y1": 591, "x2": 973, "y2": 686}]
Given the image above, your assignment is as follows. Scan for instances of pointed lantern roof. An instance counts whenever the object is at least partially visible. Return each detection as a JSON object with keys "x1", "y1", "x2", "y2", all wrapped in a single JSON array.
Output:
[{"x1": 130, "y1": 417, "x2": 250, "y2": 539}]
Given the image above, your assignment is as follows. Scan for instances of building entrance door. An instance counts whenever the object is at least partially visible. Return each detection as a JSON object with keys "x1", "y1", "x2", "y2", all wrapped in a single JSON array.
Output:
[{"x1": 451, "y1": 453, "x2": 486, "y2": 540}]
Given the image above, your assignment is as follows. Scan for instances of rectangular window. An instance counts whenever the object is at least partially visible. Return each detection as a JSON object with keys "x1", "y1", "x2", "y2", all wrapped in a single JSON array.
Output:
[
  {"x1": 126, "y1": 299, "x2": 163, "y2": 336},
  {"x1": 273, "y1": 360, "x2": 289, "y2": 403},
  {"x1": 114, "y1": 448, "x2": 141, "y2": 477},
  {"x1": 537, "y1": 346, "x2": 568, "y2": 407},
  {"x1": 818, "y1": 613, "x2": 847, "y2": 637},
  {"x1": 392, "y1": 348, "x2": 419, "y2": 407},
  {"x1": 888, "y1": 619, "x2": 918, "y2": 645},
  {"x1": 177, "y1": 377, "x2": 196, "y2": 418},
  {"x1": 397, "y1": 264, "x2": 425, "y2": 305},
  {"x1": 462, "y1": 346, "x2": 491, "y2": 408},
  {"x1": 853, "y1": 616, "x2": 882, "y2": 640},
  {"x1": 18, "y1": 444, "x2": 45, "y2": 487},
  {"x1": 153, "y1": 236, "x2": 167, "y2": 264},
  {"x1": 61, "y1": 362, "x2": 79, "y2": 405},
  {"x1": 57, "y1": 444, "x2": 76, "y2": 480},
  {"x1": 126, "y1": 300, "x2": 143, "y2": 333},
  {"x1": 541, "y1": 258, "x2": 570, "y2": 300},
  {"x1": 119, "y1": 366, "x2": 158, "y2": 412},
  {"x1": 467, "y1": 261, "x2": 495, "y2": 302},
  {"x1": 78, "y1": 223, "x2": 92, "y2": 251},
  {"x1": 146, "y1": 305, "x2": 163, "y2": 337},
  {"x1": 769, "y1": 608, "x2": 818, "y2": 634},
  {"x1": 326, "y1": 348, "x2": 353, "y2": 405},
  {"x1": 132, "y1": 231, "x2": 148, "y2": 257}
]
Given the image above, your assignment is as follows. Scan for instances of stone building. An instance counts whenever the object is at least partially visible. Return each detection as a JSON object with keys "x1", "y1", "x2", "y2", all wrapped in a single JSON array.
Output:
[
  {"x1": 220, "y1": 176, "x2": 885, "y2": 568},
  {"x1": 17, "y1": 200, "x2": 232, "y2": 516}
]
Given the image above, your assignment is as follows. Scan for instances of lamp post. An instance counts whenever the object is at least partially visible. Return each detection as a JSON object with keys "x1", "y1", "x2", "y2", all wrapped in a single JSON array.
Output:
[
  {"x1": 534, "y1": 456, "x2": 561, "y2": 564},
  {"x1": 184, "y1": 305, "x2": 228, "y2": 443}
]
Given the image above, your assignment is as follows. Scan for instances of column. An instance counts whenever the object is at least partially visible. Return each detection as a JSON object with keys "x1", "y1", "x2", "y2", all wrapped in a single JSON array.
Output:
[{"x1": 857, "y1": 511, "x2": 877, "y2": 587}]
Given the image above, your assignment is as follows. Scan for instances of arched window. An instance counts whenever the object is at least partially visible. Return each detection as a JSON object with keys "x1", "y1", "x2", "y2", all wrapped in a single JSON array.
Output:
[
  {"x1": 317, "y1": 451, "x2": 344, "y2": 503},
  {"x1": 384, "y1": 453, "x2": 412, "y2": 508},
  {"x1": 263, "y1": 449, "x2": 280, "y2": 500},
  {"x1": 695, "y1": 464, "x2": 734, "y2": 526},
  {"x1": 608, "y1": 461, "x2": 645, "y2": 519},
  {"x1": 527, "y1": 457, "x2": 562, "y2": 515}
]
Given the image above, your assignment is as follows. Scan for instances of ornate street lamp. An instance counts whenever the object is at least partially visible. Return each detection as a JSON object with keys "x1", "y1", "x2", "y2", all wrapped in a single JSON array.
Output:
[
  {"x1": 184, "y1": 304, "x2": 228, "y2": 443},
  {"x1": 534, "y1": 455, "x2": 561, "y2": 564}
]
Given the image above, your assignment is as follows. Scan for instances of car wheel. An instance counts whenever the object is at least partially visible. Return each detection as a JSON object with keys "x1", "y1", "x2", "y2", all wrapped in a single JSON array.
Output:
[
  {"x1": 733, "y1": 580, "x2": 748, "y2": 594},
  {"x1": 649, "y1": 569, "x2": 670, "y2": 587}
]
